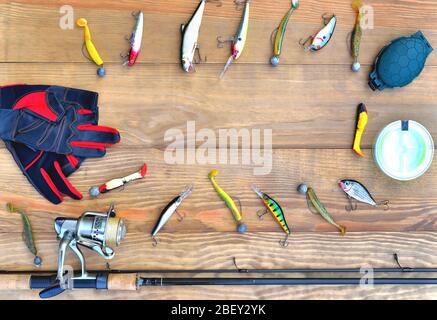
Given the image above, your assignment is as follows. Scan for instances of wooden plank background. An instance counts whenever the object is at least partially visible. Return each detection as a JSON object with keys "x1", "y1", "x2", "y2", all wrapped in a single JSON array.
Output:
[{"x1": 0, "y1": 0, "x2": 436, "y2": 300}]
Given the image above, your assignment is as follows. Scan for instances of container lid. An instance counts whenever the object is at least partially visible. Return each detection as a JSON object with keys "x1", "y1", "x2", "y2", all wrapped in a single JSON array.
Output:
[{"x1": 374, "y1": 120, "x2": 434, "y2": 181}]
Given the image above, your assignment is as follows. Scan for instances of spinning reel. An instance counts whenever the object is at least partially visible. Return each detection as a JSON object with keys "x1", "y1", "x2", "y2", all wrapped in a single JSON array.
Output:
[{"x1": 39, "y1": 205, "x2": 126, "y2": 298}]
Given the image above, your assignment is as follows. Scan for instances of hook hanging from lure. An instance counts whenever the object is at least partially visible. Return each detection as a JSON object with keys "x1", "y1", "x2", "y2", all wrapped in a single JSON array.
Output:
[
  {"x1": 89, "y1": 163, "x2": 147, "y2": 197},
  {"x1": 352, "y1": 103, "x2": 368, "y2": 157},
  {"x1": 338, "y1": 179, "x2": 389, "y2": 212},
  {"x1": 297, "y1": 184, "x2": 346, "y2": 236},
  {"x1": 351, "y1": 0, "x2": 363, "y2": 72},
  {"x1": 76, "y1": 18, "x2": 105, "y2": 77},
  {"x1": 300, "y1": 14, "x2": 337, "y2": 52},
  {"x1": 6, "y1": 203, "x2": 42, "y2": 267},
  {"x1": 208, "y1": 170, "x2": 247, "y2": 233},
  {"x1": 218, "y1": 0, "x2": 250, "y2": 79},
  {"x1": 270, "y1": 0, "x2": 300, "y2": 66},
  {"x1": 151, "y1": 185, "x2": 193, "y2": 246},
  {"x1": 181, "y1": 0, "x2": 208, "y2": 73},
  {"x1": 252, "y1": 186, "x2": 290, "y2": 247},
  {"x1": 123, "y1": 11, "x2": 143, "y2": 67}
]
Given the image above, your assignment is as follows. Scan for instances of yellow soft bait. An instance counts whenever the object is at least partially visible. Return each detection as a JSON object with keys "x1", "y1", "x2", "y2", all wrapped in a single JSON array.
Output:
[{"x1": 77, "y1": 18, "x2": 105, "y2": 76}]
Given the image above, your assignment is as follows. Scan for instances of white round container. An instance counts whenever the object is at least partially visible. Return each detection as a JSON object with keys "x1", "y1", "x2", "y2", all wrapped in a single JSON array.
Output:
[{"x1": 374, "y1": 120, "x2": 434, "y2": 181}]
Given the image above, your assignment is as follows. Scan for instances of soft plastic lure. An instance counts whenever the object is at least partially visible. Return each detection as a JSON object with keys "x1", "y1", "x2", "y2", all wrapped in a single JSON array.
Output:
[
  {"x1": 77, "y1": 18, "x2": 105, "y2": 76},
  {"x1": 338, "y1": 179, "x2": 389, "y2": 211},
  {"x1": 300, "y1": 14, "x2": 337, "y2": 52},
  {"x1": 89, "y1": 163, "x2": 147, "y2": 197},
  {"x1": 352, "y1": 103, "x2": 368, "y2": 157},
  {"x1": 351, "y1": 0, "x2": 363, "y2": 71},
  {"x1": 6, "y1": 203, "x2": 42, "y2": 267},
  {"x1": 151, "y1": 185, "x2": 193, "y2": 245},
  {"x1": 297, "y1": 184, "x2": 346, "y2": 236},
  {"x1": 271, "y1": 0, "x2": 299, "y2": 66},
  {"x1": 208, "y1": 170, "x2": 247, "y2": 233},
  {"x1": 124, "y1": 11, "x2": 144, "y2": 67},
  {"x1": 253, "y1": 186, "x2": 290, "y2": 247},
  {"x1": 181, "y1": 0, "x2": 207, "y2": 72},
  {"x1": 219, "y1": 0, "x2": 250, "y2": 79}
]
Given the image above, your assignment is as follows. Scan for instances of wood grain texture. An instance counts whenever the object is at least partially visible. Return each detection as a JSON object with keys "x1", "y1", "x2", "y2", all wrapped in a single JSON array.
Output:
[{"x1": 0, "y1": 0, "x2": 437, "y2": 300}]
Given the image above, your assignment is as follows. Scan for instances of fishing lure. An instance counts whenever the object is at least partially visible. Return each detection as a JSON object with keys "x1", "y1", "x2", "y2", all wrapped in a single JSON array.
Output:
[
  {"x1": 181, "y1": 0, "x2": 207, "y2": 72},
  {"x1": 151, "y1": 185, "x2": 193, "y2": 246},
  {"x1": 352, "y1": 103, "x2": 368, "y2": 157},
  {"x1": 208, "y1": 170, "x2": 247, "y2": 233},
  {"x1": 351, "y1": 0, "x2": 363, "y2": 72},
  {"x1": 270, "y1": 0, "x2": 299, "y2": 66},
  {"x1": 252, "y1": 186, "x2": 290, "y2": 247},
  {"x1": 297, "y1": 184, "x2": 346, "y2": 235},
  {"x1": 300, "y1": 14, "x2": 337, "y2": 52},
  {"x1": 89, "y1": 163, "x2": 147, "y2": 197},
  {"x1": 123, "y1": 11, "x2": 144, "y2": 67},
  {"x1": 76, "y1": 18, "x2": 105, "y2": 77},
  {"x1": 218, "y1": 0, "x2": 250, "y2": 79},
  {"x1": 6, "y1": 203, "x2": 42, "y2": 267},
  {"x1": 338, "y1": 179, "x2": 389, "y2": 211}
]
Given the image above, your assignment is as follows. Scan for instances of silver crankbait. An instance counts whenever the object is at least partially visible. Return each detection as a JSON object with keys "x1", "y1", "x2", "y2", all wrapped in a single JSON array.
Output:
[
  {"x1": 300, "y1": 14, "x2": 337, "y2": 51},
  {"x1": 338, "y1": 179, "x2": 389, "y2": 211},
  {"x1": 151, "y1": 185, "x2": 194, "y2": 245}
]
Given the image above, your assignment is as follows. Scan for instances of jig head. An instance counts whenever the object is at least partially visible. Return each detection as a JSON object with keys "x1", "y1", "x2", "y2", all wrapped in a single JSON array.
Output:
[
  {"x1": 300, "y1": 14, "x2": 337, "y2": 52},
  {"x1": 77, "y1": 18, "x2": 105, "y2": 77}
]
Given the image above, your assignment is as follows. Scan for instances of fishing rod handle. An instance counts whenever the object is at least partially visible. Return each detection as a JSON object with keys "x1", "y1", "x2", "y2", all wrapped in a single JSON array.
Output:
[{"x1": 0, "y1": 275, "x2": 32, "y2": 290}]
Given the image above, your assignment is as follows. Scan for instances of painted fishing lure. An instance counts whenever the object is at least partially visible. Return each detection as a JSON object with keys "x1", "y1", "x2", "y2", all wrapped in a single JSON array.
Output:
[
  {"x1": 77, "y1": 18, "x2": 105, "y2": 77},
  {"x1": 89, "y1": 163, "x2": 147, "y2": 197},
  {"x1": 338, "y1": 180, "x2": 389, "y2": 211},
  {"x1": 352, "y1": 103, "x2": 368, "y2": 157},
  {"x1": 209, "y1": 170, "x2": 247, "y2": 233},
  {"x1": 300, "y1": 14, "x2": 337, "y2": 52},
  {"x1": 271, "y1": 0, "x2": 299, "y2": 66},
  {"x1": 123, "y1": 11, "x2": 144, "y2": 67},
  {"x1": 297, "y1": 184, "x2": 346, "y2": 235},
  {"x1": 151, "y1": 185, "x2": 193, "y2": 245},
  {"x1": 218, "y1": 0, "x2": 250, "y2": 79},
  {"x1": 181, "y1": 0, "x2": 207, "y2": 72},
  {"x1": 6, "y1": 203, "x2": 42, "y2": 267},
  {"x1": 252, "y1": 186, "x2": 290, "y2": 246},
  {"x1": 351, "y1": 0, "x2": 363, "y2": 72}
]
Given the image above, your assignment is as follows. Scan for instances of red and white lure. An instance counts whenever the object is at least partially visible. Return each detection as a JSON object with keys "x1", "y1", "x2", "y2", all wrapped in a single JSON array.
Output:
[
  {"x1": 123, "y1": 11, "x2": 144, "y2": 66},
  {"x1": 300, "y1": 14, "x2": 337, "y2": 52},
  {"x1": 89, "y1": 163, "x2": 147, "y2": 197}
]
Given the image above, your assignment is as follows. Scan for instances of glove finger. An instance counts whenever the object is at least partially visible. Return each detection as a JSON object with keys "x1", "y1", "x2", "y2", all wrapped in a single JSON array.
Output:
[
  {"x1": 77, "y1": 108, "x2": 98, "y2": 125},
  {"x1": 75, "y1": 124, "x2": 121, "y2": 145},
  {"x1": 42, "y1": 161, "x2": 83, "y2": 201},
  {"x1": 69, "y1": 142, "x2": 108, "y2": 158}
]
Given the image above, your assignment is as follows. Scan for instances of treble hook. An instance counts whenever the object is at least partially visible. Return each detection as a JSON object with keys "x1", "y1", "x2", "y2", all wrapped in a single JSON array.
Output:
[
  {"x1": 152, "y1": 237, "x2": 158, "y2": 247},
  {"x1": 322, "y1": 13, "x2": 334, "y2": 25},
  {"x1": 345, "y1": 196, "x2": 358, "y2": 212},
  {"x1": 132, "y1": 10, "x2": 140, "y2": 18},
  {"x1": 279, "y1": 234, "x2": 289, "y2": 248},
  {"x1": 299, "y1": 35, "x2": 313, "y2": 47},
  {"x1": 234, "y1": 0, "x2": 245, "y2": 10},
  {"x1": 175, "y1": 210, "x2": 185, "y2": 222},
  {"x1": 393, "y1": 253, "x2": 412, "y2": 272},
  {"x1": 216, "y1": 36, "x2": 234, "y2": 48},
  {"x1": 194, "y1": 46, "x2": 207, "y2": 64},
  {"x1": 377, "y1": 200, "x2": 390, "y2": 211},
  {"x1": 257, "y1": 208, "x2": 268, "y2": 220}
]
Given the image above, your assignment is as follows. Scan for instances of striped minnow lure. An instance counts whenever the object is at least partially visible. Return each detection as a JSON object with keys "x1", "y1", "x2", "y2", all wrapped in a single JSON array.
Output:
[
  {"x1": 270, "y1": 0, "x2": 299, "y2": 66},
  {"x1": 181, "y1": 0, "x2": 207, "y2": 72},
  {"x1": 338, "y1": 179, "x2": 389, "y2": 211},
  {"x1": 300, "y1": 14, "x2": 337, "y2": 52},
  {"x1": 352, "y1": 103, "x2": 368, "y2": 157},
  {"x1": 351, "y1": 0, "x2": 363, "y2": 71},
  {"x1": 299, "y1": 185, "x2": 346, "y2": 236},
  {"x1": 124, "y1": 11, "x2": 144, "y2": 67},
  {"x1": 252, "y1": 186, "x2": 290, "y2": 247},
  {"x1": 151, "y1": 185, "x2": 193, "y2": 245},
  {"x1": 77, "y1": 18, "x2": 105, "y2": 76},
  {"x1": 209, "y1": 170, "x2": 247, "y2": 233},
  {"x1": 219, "y1": 0, "x2": 250, "y2": 79}
]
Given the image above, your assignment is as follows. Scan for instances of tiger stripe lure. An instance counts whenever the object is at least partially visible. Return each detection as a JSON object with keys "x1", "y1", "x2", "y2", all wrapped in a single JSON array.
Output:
[{"x1": 252, "y1": 186, "x2": 290, "y2": 247}]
